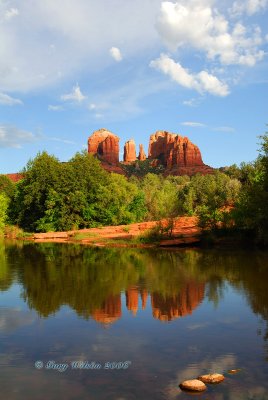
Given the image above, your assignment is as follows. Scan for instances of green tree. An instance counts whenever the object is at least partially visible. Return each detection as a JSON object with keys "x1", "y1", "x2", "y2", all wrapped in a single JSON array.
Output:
[
  {"x1": 141, "y1": 173, "x2": 180, "y2": 220},
  {"x1": 0, "y1": 193, "x2": 9, "y2": 231},
  {"x1": 234, "y1": 132, "x2": 268, "y2": 244},
  {"x1": 0, "y1": 175, "x2": 15, "y2": 199}
]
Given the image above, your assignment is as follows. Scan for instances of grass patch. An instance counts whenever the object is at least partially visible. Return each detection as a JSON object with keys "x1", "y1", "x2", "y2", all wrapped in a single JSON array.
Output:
[
  {"x1": 4, "y1": 225, "x2": 33, "y2": 239},
  {"x1": 71, "y1": 232, "x2": 98, "y2": 241}
]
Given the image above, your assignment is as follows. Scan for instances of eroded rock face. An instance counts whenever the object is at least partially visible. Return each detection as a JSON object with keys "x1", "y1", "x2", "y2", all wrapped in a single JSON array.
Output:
[
  {"x1": 88, "y1": 128, "x2": 119, "y2": 165},
  {"x1": 148, "y1": 131, "x2": 212, "y2": 175},
  {"x1": 138, "y1": 144, "x2": 146, "y2": 161},
  {"x1": 87, "y1": 128, "x2": 213, "y2": 176},
  {"x1": 124, "y1": 139, "x2": 136, "y2": 162}
]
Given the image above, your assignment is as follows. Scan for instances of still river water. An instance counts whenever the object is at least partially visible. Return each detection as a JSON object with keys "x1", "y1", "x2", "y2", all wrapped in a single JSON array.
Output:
[{"x1": 0, "y1": 240, "x2": 268, "y2": 400}]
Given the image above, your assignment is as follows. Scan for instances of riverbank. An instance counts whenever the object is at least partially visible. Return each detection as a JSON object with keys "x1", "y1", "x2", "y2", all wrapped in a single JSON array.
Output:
[{"x1": 18, "y1": 216, "x2": 201, "y2": 248}]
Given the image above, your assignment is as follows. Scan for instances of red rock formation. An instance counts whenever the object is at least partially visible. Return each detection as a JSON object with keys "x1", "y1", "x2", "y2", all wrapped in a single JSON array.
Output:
[
  {"x1": 124, "y1": 139, "x2": 136, "y2": 162},
  {"x1": 151, "y1": 281, "x2": 205, "y2": 322},
  {"x1": 88, "y1": 128, "x2": 119, "y2": 165},
  {"x1": 92, "y1": 294, "x2": 122, "y2": 325},
  {"x1": 4, "y1": 173, "x2": 24, "y2": 183},
  {"x1": 138, "y1": 144, "x2": 146, "y2": 161},
  {"x1": 148, "y1": 131, "x2": 213, "y2": 175}
]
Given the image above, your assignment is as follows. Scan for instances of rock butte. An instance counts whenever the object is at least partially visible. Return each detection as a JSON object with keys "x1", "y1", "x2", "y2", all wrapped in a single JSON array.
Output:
[
  {"x1": 88, "y1": 128, "x2": 213, "y2": 176},
  {"x1": 3, "y1": 128, "x2": 214, "y2": 181},
  {"x1": 88, "y1": 128, "x2": 120, "y2": 165},
  {"x1": 179, "y1": 379, "x2": 207, "y2": 392},
  {"x1": 198, "y1": 373, "x2": 225, "y2": 383}
]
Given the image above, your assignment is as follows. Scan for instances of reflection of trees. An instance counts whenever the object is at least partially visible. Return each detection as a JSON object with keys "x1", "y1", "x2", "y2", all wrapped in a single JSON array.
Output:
[
  {"x1": 1, "y1": 242, "x2": 268, "y2": 348},
  {"x1": 0, "y1": 240, "x2": 19, "y2": 291}
]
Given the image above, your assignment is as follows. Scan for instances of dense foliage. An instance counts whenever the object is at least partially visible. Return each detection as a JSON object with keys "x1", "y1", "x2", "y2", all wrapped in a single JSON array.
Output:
[
  {"x1": 9, "y1": 151, "x2": 148, "y2": 232},
  {"x1": 232, "y1": 133, "x2": 268, "y2": 245},
  {"x1": 1, "y1": 132, "x2": 267, "y2": 245}
]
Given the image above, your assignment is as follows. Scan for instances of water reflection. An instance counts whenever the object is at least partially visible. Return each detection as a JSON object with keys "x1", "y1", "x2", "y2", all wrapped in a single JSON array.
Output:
[
  {"x1": 1, "y1": 242, "x2": 268, "y2": 330},
  {"x1": 1, "y1": 241, "x2": 268, "y2": 399}
]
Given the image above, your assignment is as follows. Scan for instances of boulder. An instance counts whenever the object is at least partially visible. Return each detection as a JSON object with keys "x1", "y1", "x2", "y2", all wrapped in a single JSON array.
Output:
[
  {"x1": 198, "y1": 373, "x2": 225, "y2": 383},
  {"x1": 179, "y1": 379, "x2": 207, "y2": 392}
]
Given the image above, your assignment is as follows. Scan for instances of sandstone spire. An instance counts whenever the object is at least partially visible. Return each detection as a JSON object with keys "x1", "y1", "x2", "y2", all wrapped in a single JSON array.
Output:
[
  {"x1": 138, "y1": 144, "x2": 146, "y2": 161},
  {"x1": 123, "y1": 139, "x2": 136, "y2": 162}
]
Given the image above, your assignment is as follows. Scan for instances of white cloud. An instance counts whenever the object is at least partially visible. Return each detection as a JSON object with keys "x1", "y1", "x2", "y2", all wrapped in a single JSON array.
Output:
[
  {"x1": 4, "y1": 7, "x2": 19, "y2": 20},
  {"x1": 61, "y1": 84, "x2": 86, "y2": 102},
  {"x1": 230, "y1": 0, "x2": 268, "y2": 16},
  {"x1": 0, "y1": 92, "x2": 23, "y2": 106},
  {"x1": 0, "y1": 0, "x2": 161, "y2": 92},
  {"x1": 181, "y1": 121, "x2": 206, "y2": 127},
  {"x1": 88, "y1": 103, "x2": 96, "y2": 110},
  {"x1": 48, "y1": 105, "x2": 64, "y2": 111},
  {"x1": 156, "y1": 0, "x2": 265, "y2": 66},
  {"x1": 182, "y1": 98, "x2": 201, "y2": 107},
  {"x1": 150, "y1": 54, "x2": 229, "y2": 96},
  {"x1": 109, "y1": 47, "x2": 122, "y2": 62},
  {"x1": 0, "y1": 125, "x2": 38, "y2": 148}
]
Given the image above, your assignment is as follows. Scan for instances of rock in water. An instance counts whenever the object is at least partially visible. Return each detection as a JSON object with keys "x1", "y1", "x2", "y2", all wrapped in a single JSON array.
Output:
[
  {"x1": 198, "y1": 373, "x2": 225, "y2": 383},
  {"x1": 228, "y1": 369, "x2": 241, "y2": 374},
  {"x1": 179, "y1": 379, "x2": 207, "y2": 392}
]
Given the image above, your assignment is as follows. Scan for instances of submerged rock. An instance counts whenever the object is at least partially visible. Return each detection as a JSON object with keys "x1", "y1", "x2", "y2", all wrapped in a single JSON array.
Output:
[
  {"x1": 228, "y1": 369, "x2": 241, "y2": 374},
  {"x1": 179, "y1": 379, "x2": 207, "y2": 392},
  {"x1": 198, "y1": 373, "x2": 225, "y2": 383}
]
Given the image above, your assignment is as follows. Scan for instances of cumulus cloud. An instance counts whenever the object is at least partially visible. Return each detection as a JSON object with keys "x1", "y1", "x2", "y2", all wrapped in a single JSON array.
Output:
[
  {"x1": 109, "y1": 47, "x2": 123, "y2": 62},
  {"x1": 0, "y1": 125, "x2": 38, "y2": 148},
  {"x1": 230, "y1": 0, "x2": 268, "y2": 16},
  {"x1": 61, "y1": 84, "x2": 86, "y2": 102},
  {"x1": 156, "y1": 0, "x2": 265, "y2": 66},
  {"x1": 181, "y1": 121, "x2": 206, "y2": 127},
  {"x1": 48, "y1": 105, "x2": 64, "y2": 111},
  {"x1": 0, "y1": 92, "x2": 23, "y2": 106},
  {"x1": 150, "y1": 54, "x2": 229, "y2": 96},
  {"x1": 4, "y1": 7, "x2": 19, "y2": 20}
]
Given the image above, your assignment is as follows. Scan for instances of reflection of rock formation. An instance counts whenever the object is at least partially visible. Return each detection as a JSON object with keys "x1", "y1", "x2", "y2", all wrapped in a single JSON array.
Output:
[
  {"x1": 92, "y1": 294, "x2": 122, "y2": 325},
  {"x1": 88, "y1": 128, "x2": 120, "y2": 165},
  {"x1": 126, "y1": 287, "x2": 139, "y2": 316},
  {"x1": 125, "y1": 288, "x2": 148, "y2": 315},
  {"x1": 141, "y1": 289, "x2": 148, "y2": 309},
  {"x1": 151, "y1": 282, "x2": 205, "y2": 322}
]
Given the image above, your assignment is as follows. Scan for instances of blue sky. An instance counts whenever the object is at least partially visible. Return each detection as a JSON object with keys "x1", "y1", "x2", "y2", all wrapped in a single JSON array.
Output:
[{"x1": 0, "y1": 0, "x2": 267, "y2": 173}]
